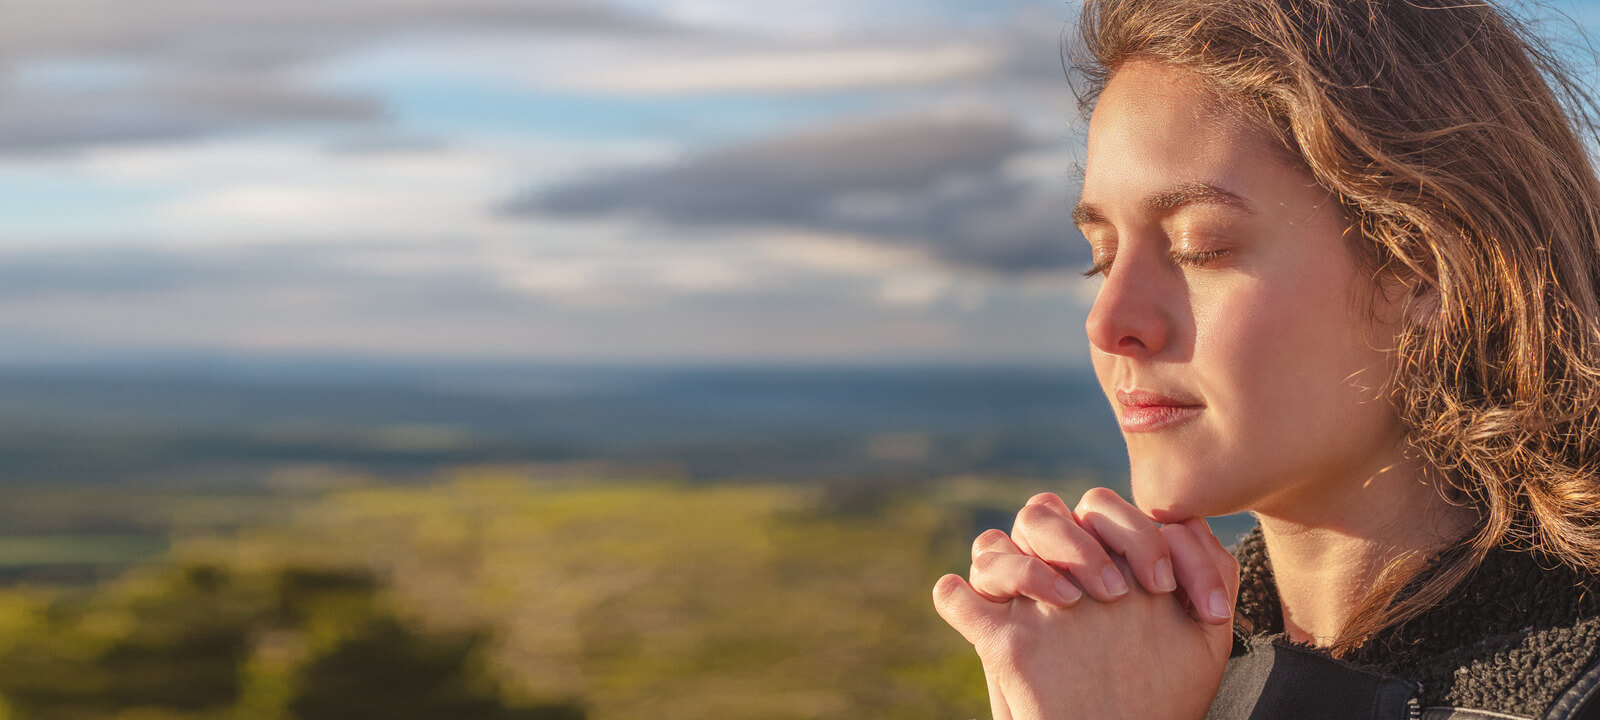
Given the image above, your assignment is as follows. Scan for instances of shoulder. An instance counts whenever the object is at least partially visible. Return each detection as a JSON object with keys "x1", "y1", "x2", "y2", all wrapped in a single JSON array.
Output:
[
  {"x1": 1212, "y1": 621, "x2": 1600, "y2": 720},
  {"x1": 1221, "y1": 530, "x2": 1600, "y2": 719},
  {"x1": 1400, "y1": 613, "x2": 1600, "y2": 719},
  {"x1": 1209, "y1": 636, "x2": 1420, "y2": 720},
  {"x1": 1359, "y1": 547, "x2": 1600, "y2": 718},
  {"x1": 1540, "y1": 657, "x2": 1600, "y2": 720}
]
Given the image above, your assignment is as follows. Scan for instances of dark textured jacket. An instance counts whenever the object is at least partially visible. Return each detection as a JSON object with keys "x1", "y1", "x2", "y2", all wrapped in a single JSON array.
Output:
[{"x1": 1206, "y1": 528, "x2": 1600, "y2": 720}]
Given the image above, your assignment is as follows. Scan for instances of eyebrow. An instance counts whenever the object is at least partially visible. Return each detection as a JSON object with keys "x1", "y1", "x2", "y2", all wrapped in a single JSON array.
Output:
[{"x1": 1071, "y1": 182, "x2": 1257, "y2": 228}]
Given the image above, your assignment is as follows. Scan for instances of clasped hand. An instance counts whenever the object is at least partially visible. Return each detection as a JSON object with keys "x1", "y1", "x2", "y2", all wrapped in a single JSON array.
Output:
[{"x1": 932, "y1": 489, "x2": 1241, "y2": 720}]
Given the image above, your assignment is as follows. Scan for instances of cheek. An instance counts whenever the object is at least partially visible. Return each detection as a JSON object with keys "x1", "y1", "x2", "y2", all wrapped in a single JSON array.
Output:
[
  {"x1": 1196, "y1": 276, "x2": 1324, "y2": 396},
  {"x1": 1193, "y1": 268, "x2": 1393, "y2": 457}
]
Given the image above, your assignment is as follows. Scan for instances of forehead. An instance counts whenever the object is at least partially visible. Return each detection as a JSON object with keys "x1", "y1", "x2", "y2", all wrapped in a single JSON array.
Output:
[{"x1": 1081, "y1": 61, "x2": 1284, "y2": 210}]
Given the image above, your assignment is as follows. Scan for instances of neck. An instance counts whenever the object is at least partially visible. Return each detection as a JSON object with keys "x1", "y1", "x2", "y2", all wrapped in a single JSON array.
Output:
[{"x1": 1253, "y1": 454, "x2": 1476, "y2": 647}]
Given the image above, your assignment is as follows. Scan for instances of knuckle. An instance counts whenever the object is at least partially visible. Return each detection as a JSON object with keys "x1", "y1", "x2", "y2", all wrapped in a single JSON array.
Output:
[
  {"x1": 1026, "y1": 492, "x2": 1063, "y2": 507},
  {"x1": 1083, "y1": 487, "x2": 1128, "y2": 513},
  {"x1": 971, "y1": 528, "x2": 1010, "y2": 555},
  {"x1": 1017, "y1": 502, "x2": 1060, "y2": 528},
  {"x1": 932, "y1": 574, "x2": 963, "y2": 606},
  {"x1": 1074, "y1": 490, "x2": 1125, "y2": 522},
  {"x1": 932, "y1": 591, "x2": 956, "y2": 621},
  {"x1": 933, "y1": 581, "x2": 985, "y2": 634},
  {"x1": 1080, "y1": 486, "x2": 1122, "y2": 507}
]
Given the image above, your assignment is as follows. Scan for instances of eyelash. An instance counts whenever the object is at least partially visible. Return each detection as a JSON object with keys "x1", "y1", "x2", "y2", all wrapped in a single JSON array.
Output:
[{"x1": 1079, "y1": 249, "x2": 1231, "y2": 278}]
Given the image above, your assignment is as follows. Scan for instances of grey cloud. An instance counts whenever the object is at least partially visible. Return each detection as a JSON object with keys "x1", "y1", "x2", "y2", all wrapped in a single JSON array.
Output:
[
  {"x1": 533, "y1": 111, "x2": 1028, "y2": 220},
  {"x1": 0, "y1": 0, "x2": 653, "y2": 68},
  {"x1": 0, "y1": 78, "x2": 378, "y2": 152},
  {"x1": 509, "y1": 111, "x2": 1087, "y2": 274},
  {"x1": 0, "y1": 0, "x2": 667, "y2": 152},
  {"x1": 0, "y1": 240, "x2": 1083, "y2": 363},
  {"x1": 0, "y1": 0, "x2": 1074, "y2": 154}
]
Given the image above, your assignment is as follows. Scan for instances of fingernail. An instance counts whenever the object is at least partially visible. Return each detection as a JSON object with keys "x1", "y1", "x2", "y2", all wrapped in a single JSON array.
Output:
[
  {"x1": 1154, "y1": 557, "x2": 1176, "y2": 592},
  {"x1": 1208, "y1": 589, "x2": 1231, "y2": 619},
  {"x1": 1102, "y1": 566, "x2": 1128, "y2": 597},
  {"x1": 1055, "y1": 577, "x2": 1083, "y2": 606}
]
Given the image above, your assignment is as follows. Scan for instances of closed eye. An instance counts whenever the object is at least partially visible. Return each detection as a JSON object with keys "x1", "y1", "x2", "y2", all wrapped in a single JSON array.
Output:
[
  {"x1": 1169, "y1": 248, "x2": 1230, "y2": 268},
  {"x1": 1080, "y1": 254, "x2": 1114, "y2": 279},
  {"x1": 1083, "y1": 248, "x2": 1231, "y2": 278}
]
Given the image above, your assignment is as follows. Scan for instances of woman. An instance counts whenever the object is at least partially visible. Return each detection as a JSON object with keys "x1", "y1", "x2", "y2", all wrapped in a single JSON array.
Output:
[{"x1": 933, "y1": 1, "x2": 1600, "y2": 718}]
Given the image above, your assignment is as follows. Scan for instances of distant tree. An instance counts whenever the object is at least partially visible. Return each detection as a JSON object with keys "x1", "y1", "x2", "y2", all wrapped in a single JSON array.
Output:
[
  {"x1": 0, "y1": 562, "x2": 584, "y2": 720},
  {"x1": 289, "y1": 617, "x2": 583, "y2": 720},
  {"x1": 0, "y1": 563, "x2": 256, "y2": 718}
]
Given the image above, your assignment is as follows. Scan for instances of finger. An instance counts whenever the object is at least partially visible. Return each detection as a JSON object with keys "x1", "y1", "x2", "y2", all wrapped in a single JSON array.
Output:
[
  {"x1": 1161, "y1": 523, "x2": 1232, "y2": 624},
  {"x1": 1025, "y1": 491, "x2": 1074, "y2": 516},
  {"x1": 932, "y1": 574, "x2": 1005, "y2": 646},
  {"x1": 970, "y1": 550, "x2": 1084, "y2": 607},
  {"x1": 1011, "y1": 498, "x2": 1128, "y2": 602},
  {"x1": 1009, "y1": 493, "x2": 1069, "y2": 557},
  {"x1": 1184, "y1": 516, "x2": 1242, "y2": 601},
  {"x1": 1073, "y1": 487, "x2": 1176, "y2": 594},
  {"x1": 971, "y1": 528, "x2": 1023, "y2": 563}
]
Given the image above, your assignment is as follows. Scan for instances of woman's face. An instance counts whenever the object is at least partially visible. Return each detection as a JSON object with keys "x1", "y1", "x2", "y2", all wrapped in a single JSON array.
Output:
[{"x1": 1079, "y1": 61, "x2": 1408, "y2": 522}]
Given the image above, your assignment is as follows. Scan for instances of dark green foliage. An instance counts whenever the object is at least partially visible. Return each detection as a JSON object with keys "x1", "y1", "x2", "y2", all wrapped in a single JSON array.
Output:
[
  {"x1": 0, "y1": 476, "x2": 1043, "y2": 719},
  {"x1": 0, "y1": 563, "x2": 256, "y2": 718},
  {"x1": 0, "y1": 560, "x2": 584, "y2": 720},
  {"x1": 291, "y1": 618, "x2": 570, "y2": 720},
  {"x1": 271, "y1": 566, "x2": 381, "y2": 625}
]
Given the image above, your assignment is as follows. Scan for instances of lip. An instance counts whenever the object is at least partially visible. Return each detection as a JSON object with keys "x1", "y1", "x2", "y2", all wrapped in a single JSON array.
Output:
[{"x1": 1115, "y1": 388, "x2": 1204, "y2": 433}]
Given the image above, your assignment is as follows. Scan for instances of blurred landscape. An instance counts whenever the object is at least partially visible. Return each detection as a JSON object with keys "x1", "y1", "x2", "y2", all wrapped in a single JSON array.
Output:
[
  {"x1": 0, "y1": 460, "x2": 1028, "y2": 720},
  {"x1": 0, "y1": 0, "x2": 1529, "y2": 712},
  {"x1": 0, "y1": 358, "x2": 1213, "y2": 720},
  {"x1": 0, "y1": 0, "x2": 1142, "y2": 709},
  {"x1": 0, "y1": 360, "x2": 1124, "y2": 489}
]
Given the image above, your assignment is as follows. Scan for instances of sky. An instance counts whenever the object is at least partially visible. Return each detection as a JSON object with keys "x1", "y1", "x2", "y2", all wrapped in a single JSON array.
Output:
[{"x1": 1, "y1": 0, "x2": 1596, "y2": 367}]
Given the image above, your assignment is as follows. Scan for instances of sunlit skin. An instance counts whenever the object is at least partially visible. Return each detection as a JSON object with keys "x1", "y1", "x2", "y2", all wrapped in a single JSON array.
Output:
[
  {"x1": 1079, "y1": 66, "x2": 1406, "y2": 526},
  {"x1": 1079, "y1": 59, "x2": 1475, "y2": 644},
  {"x1": 935, "y1": 60, "x2": 1480, "y2": 720}
]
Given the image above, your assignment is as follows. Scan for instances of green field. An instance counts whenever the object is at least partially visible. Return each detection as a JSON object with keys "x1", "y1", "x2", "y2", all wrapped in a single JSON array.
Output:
[{"x1": 0, "y1": 470, "x2": 1089, "y2": 720}]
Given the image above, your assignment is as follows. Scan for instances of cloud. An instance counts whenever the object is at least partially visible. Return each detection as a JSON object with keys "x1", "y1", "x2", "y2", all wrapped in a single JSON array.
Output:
[
  {"x1": 529, "y1": 109, "x2": 1029, "y2": 220},
  {"x1": 507, "y1": 109, "x2": 1087, "y2": 274},
  {"x1": 558, "y1": 43, "x2": 1001, "y2": 94},
  {"x1": 18, "y1": 135, "x2": 662, "y2": 245},
  {"x1": 0, "y1": 0, "x2": 653, "y2": 67},
  {"x1": 0, "y1": 75, "x2": 379, "y2": 152},
  {"x1": 495, "y1": 17, "x2": 1076, "y2": 105},
  {"x1": 0, "y1": 0, "x2": 670, "y2": 153},
  {"x1": 0, "y1": 234, "x2": 1086, "y2": 363},
  {"x1": 0, "y1": 0, "x2": 1098, "y2": 364}
]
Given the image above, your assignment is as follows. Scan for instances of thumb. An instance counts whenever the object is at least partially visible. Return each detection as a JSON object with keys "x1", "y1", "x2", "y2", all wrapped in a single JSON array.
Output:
[{"x1": 933, "y1": 573, "x2": 1005, "y2": 647}]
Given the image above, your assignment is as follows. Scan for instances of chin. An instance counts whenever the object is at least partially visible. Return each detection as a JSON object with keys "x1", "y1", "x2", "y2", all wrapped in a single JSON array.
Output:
[
  {"x1": 1129, "y1": 463, "x2": 1243, "y2": 522},
  {"x1": 1133, "y1": 492, "x2": 1202, "y2": 524}
]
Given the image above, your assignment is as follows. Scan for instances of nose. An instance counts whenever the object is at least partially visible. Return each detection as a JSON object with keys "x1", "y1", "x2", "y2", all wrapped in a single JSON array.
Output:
[{"x1": 1084, "y1": 253, "x2": 1175, "y2": 358}]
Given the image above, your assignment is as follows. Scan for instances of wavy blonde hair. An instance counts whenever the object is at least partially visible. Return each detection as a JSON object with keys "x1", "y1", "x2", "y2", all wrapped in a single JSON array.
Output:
[{"x1": 1071, "y1": 0, "x2": 1600, "y2": 653}]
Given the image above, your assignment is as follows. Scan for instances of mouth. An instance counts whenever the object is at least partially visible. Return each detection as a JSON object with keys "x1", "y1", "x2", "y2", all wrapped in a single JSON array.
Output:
[{"x1": 1115, "y1": 388, "x2": 1204, "y2": 433}]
